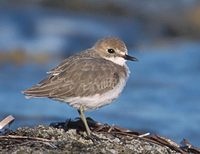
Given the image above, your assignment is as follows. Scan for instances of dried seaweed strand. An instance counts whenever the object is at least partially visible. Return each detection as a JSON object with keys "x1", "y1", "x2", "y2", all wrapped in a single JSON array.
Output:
[
  {"x1": 93, "y1": 125, "x2": 187, "y2": 154},
  {"x1": 0, "y1": 135, "x2": 54, "y2": 142}
]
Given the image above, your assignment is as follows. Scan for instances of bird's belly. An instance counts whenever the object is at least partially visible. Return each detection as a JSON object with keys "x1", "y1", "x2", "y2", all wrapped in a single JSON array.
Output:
[{"x1": 64, "y1": 76, "x2": 128, "y2": 111}]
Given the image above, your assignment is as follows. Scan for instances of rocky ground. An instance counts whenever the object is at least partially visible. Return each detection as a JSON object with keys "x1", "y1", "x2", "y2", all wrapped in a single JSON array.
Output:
[{"x1": 0, "y1": 118, "x2": 199, "y2": 154}]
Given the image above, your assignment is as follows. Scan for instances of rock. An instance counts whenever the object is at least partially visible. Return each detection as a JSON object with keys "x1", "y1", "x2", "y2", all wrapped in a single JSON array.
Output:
[{"x1": 0, "y1": 125, "x2": 181, "y2": 154}]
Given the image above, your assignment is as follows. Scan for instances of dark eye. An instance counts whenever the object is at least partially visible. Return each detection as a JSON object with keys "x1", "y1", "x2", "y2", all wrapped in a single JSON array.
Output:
[{"x1": 107, "y1": 48, "x2": 115, "y2": 54}]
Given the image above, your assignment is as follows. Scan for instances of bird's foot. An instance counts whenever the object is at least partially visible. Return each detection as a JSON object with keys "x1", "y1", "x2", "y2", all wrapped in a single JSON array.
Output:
[{"x1": 82, "y1": 131, "x2": 101, "y2": 143}]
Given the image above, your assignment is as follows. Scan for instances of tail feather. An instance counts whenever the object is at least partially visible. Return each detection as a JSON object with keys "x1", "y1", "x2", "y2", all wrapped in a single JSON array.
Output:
[{"x1": 22, "y1": 86, "x2": 51, "y2": 98}]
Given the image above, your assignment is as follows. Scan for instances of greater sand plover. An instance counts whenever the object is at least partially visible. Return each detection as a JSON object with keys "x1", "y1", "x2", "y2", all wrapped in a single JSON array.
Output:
[{"x1": 23, "y1": 37, "x2": 138, "y2": 136}]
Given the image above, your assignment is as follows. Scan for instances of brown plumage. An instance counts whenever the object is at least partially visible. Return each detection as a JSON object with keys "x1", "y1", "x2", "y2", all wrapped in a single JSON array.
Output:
[
  {"x1": 23, "y1": 53, "x2": 127, "y2": 99},
  {"x1": 22, "y1": 37, "x2": 137, "y2": 136}
]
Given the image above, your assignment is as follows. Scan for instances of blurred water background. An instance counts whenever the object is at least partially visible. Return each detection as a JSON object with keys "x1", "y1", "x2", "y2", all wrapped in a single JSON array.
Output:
[{"x1": 0, "y1": 0, "x2": 200, "y2": 146}]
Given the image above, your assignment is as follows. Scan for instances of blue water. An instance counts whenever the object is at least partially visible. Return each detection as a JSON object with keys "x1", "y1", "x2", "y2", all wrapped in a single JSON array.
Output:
[{"x1": 0, "y1": 6, "x2": 200, "y2": 147}]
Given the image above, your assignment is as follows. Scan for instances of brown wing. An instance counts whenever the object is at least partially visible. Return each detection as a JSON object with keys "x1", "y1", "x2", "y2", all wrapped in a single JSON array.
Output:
[
  {"x1": 47, "y1": 49, "x2": 95, "y2": 75},
  {"x1": 23, "y1": 57, "x2": 125, "y2": 100}
]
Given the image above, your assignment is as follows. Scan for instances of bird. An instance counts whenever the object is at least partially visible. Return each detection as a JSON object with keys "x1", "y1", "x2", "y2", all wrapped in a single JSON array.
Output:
[{"x1": 22, "y1": 37, "x2": 138, "y2": 136}]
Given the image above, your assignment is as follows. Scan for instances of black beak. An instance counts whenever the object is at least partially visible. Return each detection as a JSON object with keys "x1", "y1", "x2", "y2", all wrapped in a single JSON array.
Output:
[{"x1": 124, "y1": 54, "x2": 138, "y2": 61}]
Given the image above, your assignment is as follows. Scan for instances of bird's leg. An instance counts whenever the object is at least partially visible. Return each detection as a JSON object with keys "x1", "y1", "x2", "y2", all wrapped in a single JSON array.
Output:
[{"x1": 78, "y1": 106, "x2": 91, "y2": 136}]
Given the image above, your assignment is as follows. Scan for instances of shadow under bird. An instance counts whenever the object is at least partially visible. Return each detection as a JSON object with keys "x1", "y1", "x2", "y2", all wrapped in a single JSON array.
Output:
[{"x1": 22, "y1": 37, "x2": 138, "y2": 136}]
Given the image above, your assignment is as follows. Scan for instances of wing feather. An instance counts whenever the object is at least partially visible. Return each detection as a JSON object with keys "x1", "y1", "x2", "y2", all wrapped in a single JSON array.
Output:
[{"x1": 23, "y1": 57, "x2": 125, "y2": 100}]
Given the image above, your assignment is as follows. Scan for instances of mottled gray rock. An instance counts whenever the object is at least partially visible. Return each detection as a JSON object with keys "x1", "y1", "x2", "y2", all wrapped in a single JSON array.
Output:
[{"x1": 0, "y1": 125, "x2": 180, "y2": 154}]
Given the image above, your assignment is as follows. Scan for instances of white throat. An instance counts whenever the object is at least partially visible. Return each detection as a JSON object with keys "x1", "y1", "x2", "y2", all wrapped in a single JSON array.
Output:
[{"x1": 104, "y1": 56, "x2": 126, "y2": 66}]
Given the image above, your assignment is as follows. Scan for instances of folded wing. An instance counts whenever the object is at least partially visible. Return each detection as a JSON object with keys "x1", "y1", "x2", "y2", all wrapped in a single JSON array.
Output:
[{"x1": 23, "y1": 58, "x2": 122, "y2": 100}]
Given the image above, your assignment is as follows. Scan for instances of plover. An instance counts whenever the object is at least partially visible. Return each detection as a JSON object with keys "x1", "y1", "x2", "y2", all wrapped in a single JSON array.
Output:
[{"x1": 23, "y1": 37, "x2": 137, "y2": 136}]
